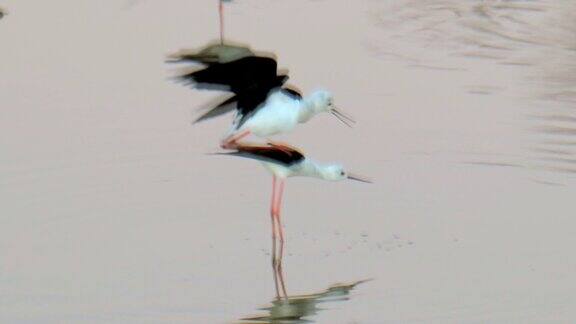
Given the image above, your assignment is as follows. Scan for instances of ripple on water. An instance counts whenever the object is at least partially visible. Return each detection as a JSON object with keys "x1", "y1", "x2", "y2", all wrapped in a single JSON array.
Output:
[{"x1": 369, "y1": 0, "x2": 576, "y2": 181}]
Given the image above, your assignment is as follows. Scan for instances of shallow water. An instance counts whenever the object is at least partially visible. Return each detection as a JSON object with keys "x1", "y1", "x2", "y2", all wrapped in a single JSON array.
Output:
[{"x1": 1, "y1": 0, "x2": 575, "y2": 323}]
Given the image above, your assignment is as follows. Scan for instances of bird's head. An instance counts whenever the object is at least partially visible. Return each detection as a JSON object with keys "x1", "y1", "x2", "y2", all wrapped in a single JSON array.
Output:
[
  {"x1": 308, "y1": 90, "x2": 355, "y2": 127},
  {"x1": 320, "y1": 164, "x2": 372, "y2": 183},
  {"x1": 309, "y1": 90, "x2": 333, "y2": 112}
]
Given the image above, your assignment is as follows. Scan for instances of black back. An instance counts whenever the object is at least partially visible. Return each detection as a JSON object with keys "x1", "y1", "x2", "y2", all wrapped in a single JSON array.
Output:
[{"x1": 219, "y1": 143, "x2": 305, "y2": 167}]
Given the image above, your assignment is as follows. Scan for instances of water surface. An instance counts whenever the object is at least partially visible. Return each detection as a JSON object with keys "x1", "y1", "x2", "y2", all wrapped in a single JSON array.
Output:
[{"x1": 1, "y1": 0, "x2": 575, "y2": 323}]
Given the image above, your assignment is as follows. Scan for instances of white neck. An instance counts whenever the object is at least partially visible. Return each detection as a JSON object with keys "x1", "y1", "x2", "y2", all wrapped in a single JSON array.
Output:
[
  {"x1": 298, "y1": 160, "x2": 327, "y2": 179},
  {"x1": 297, "y1": 96, "x2": 320, "y2": 123}
]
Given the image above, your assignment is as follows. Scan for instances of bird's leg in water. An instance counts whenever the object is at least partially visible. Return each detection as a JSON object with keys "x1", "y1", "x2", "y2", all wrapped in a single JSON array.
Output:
[
  {"x1": 271, "y1": 240, "x2": 281, "y2": 300},
  {"x1": 272, "y1": 255, "x2": 281, "y2": 299},
  {"x1": 276, "y1": 251, "x2": 288, "y2": 299},
  {"x1": 221, "y1": 130, "x2": 251, "y2": 149},
  {"x1": 272, "y1": 179, "x2": 288, "y2": 299},
  {"x1": 270, "y1": 176, "x2": 282, "y2": 300},
  {"x1": 271, "y1": 236, "x2": 288, "y2": 300}
]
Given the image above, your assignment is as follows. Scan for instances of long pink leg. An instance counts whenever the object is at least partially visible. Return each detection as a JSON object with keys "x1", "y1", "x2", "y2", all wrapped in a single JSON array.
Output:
[
  {"x1": 270, "y1": 176, "x2": 281, "y2": 299},
  {"x1": 271, "y1": 178, "x2": 288, "y2": 299},
  {"x1": 270, "y1": 176, "x2": 278, "y2": 242},
  {"x1": 219, "y1": 0, "x2": 224, "y2": 44},
  {"x1": 274, "y1": 180, "x2": 286, "y2": 244},
  {"x1": 221, "y1": 130, "x2": 251, "y2": 149},
  {"x1": 272, "y1": 179, "x2": 286, "y2": 263}
]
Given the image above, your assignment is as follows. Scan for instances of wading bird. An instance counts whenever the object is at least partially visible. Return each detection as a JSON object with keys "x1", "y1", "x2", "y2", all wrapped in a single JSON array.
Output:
[
  {"x1": 172, "y1": 55, "x2": 354, "y2": 148},
  {"x1": 215, "y1": 142, "x2": 370, "y2": 246}
]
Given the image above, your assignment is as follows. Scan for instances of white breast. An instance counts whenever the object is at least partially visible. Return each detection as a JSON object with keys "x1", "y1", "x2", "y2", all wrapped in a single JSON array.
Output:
[
  {"x1": 240, "y1": 91, "x2": 300, "y2": 137},
  {"x1": 262, "y1": 162, "x2": 293, "y2": 179}
]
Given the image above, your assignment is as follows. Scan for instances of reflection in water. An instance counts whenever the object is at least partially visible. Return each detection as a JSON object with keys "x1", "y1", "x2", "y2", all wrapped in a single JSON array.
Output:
[
  {"x1": 167, "y1": 41, "x2": 255, "y2": 64},
  {"x1": 239, "y1": 241, "x2": 369, "y2": 324},
  {"x1": 240, "y1": 280, "x2": 368, "y2": 324},
  {"x1": 371, "y1": 0, "x2": 576, "y2": 178}
]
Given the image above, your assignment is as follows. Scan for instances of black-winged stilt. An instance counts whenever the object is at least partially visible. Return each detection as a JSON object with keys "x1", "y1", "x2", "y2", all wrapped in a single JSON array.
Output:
[
  {"x1": 171, "y1": 54, "x2": 355, "y2": 148},
  {"x1": 216, "y1": 142, "x2": 370, "y2": 247}
]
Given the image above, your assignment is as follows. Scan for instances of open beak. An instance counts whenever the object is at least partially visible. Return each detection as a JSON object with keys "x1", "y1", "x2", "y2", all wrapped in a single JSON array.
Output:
[
  {"x1": 347, "y1": 172, "x2": 372, "y2": 184},
  {"x1": 330, "y1": 106, "x2": 355, "y2": 128}
]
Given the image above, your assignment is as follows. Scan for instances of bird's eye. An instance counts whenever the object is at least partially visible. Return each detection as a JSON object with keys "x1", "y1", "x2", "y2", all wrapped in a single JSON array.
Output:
[{"x1": 340, "y1": 171, "x2": 345, "y2": 176}]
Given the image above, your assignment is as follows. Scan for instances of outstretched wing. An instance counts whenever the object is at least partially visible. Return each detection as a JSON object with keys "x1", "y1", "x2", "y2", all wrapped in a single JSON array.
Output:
[
  {"x1": 175, "y1": 56, "x2": 283, "y2": 94},
  {"x1": 191, "y1": 77, "x2": 287, "y2": 125},
  {"x1": 186, "y1": 57, "x2": 288, "y2": 127},
  {"x1": 172, "y1": 53, "x2": 290, "y2": 124}
]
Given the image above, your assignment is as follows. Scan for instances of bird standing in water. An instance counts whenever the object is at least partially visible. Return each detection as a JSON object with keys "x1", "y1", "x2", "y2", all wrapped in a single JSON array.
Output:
[
  {"x1": 169, "y1": 2, "x2": 365, "y2": 268},
  {"x1": 216, "y1": 142, "x2": 370, "y2": 249}
]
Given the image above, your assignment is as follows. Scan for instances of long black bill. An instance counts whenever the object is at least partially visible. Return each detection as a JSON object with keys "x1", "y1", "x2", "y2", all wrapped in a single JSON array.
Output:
[
  {"x1": 347, "y1": 172, "x2": 372, "y2": 183},
  {"x1": 330, "y1": 106, "x2": 355, "y2": 128}
]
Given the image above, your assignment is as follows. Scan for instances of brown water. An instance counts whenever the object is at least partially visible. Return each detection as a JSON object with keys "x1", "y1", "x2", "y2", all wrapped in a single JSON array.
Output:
[{"x1": 1, "y1": 0, "x2": 575, "y2": 323}]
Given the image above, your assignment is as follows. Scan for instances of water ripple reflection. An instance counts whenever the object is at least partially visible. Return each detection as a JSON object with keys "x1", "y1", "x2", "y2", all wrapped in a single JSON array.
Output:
[
  {"x1": 239, "y1": 240, "x2": 369, "y2": 324},
  {"x1": 240, "y1": 279, "x2": 368, "y2": 324},
  {"x1": 370, "y1": 0, "x2": 576, "y2": 179}
]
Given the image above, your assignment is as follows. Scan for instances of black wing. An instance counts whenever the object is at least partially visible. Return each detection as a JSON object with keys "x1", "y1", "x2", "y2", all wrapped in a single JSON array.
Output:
[
  {"x1": 191, "y1": 75, "x2": 288, "y2": 125},
  {"x1": 216, "y1": 143, "x2": 305, "y2": 167},
  {"x1": 176, "y1": 56, "x2": 283, "y2": 94},
  {"x1": 172, "y1": 52, "x2": 290, "y2": 124},
  {"x1": 234, "y1": 75, "x2": 290, "y2": 128},
  {"x1": 192, "y1": 95, "x2": 238, "y2": 123}
]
